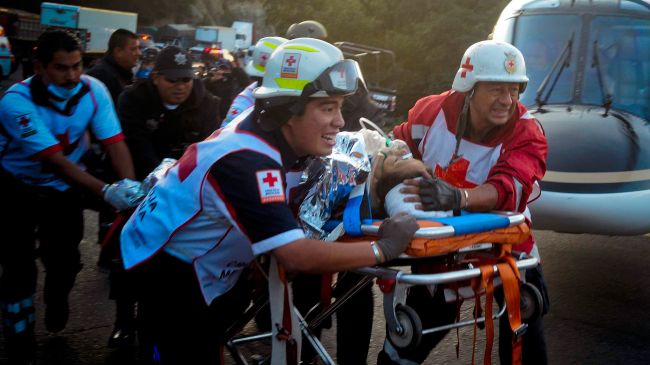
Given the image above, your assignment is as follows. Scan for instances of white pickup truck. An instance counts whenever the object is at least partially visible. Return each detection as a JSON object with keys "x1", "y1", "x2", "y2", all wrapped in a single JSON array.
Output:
[{"x1": 40, "y1": 2, "x2": 137, "y2": 56}]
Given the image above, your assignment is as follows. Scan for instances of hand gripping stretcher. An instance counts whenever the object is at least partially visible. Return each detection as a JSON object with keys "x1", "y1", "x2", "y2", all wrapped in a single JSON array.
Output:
[{"x1": 225, "y1": 189, "x2": 543, "y2": 365}]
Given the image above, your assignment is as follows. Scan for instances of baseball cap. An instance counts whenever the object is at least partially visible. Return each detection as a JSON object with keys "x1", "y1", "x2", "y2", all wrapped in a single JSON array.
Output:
[{"x1": 153, "y1": 46, "x2": 194, "y2": 79}]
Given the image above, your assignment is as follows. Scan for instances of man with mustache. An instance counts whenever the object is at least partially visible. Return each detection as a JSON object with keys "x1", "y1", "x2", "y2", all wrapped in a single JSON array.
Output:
[
  {"x1": 118, "y1": 46, "x2": 221, "y2": 180},
  {"x1": 378, "y1": 40, "x2": 550, "y2": 365},
  {"x1": 0, "y1": 30, "x2": 140, "y2": 364}
]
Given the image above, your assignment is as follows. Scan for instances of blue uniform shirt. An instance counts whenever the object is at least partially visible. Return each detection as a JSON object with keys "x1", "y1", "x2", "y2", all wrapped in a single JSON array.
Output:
[{"x1": 0, "y1": 75, "x2": 124, "y2": 191}]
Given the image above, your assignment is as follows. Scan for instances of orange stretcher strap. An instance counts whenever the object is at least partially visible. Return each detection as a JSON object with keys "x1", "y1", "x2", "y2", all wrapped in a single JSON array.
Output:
[
  {"x1": 336, "y1": 221, "x2": 530, "y2": 257},
  {"x1": 406, "y1": 222, "x2": 530, "y2": 257},
  {"x1": 468, "y1": 245, "x2": 522, "y2": 365}
]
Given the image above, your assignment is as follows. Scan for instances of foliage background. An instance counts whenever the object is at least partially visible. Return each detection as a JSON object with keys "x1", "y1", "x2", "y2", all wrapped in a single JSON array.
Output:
[
  {"x1": 264, "y1": 0, "x2": 509, "y2": 121},
  {"x1": 3, "y1": 0, "x2": 510, "y2": 120}
]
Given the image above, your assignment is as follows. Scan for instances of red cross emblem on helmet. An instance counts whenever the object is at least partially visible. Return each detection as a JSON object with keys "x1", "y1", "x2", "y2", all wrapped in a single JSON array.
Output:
[
  {"x1": 461, "y1": 57, "x2": 474, "y2": 78},
  {"x1": 504, "y1": 52, "x2": 517, "y2": 74},
  {"x1": 280, "y1": 53, "x2": 301, "y2": 79}
]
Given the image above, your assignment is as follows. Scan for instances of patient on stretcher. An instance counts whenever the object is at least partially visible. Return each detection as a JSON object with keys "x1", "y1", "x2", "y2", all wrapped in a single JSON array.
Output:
[
  {"x1": 368, "y1": 148, "x2": 453, "y2": 219},
  {"x1": 365, "y1": 144, "x2": 530, "y2": 257}
]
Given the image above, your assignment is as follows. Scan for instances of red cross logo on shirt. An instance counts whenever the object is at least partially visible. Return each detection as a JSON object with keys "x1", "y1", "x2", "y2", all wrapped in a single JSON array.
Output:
[
  {"x1": 263, "y1": 172, "x2": 278, "y2": 187},
  {"x1": 285, "y1": 55, "x2": 296, "y2": 67},
  {"x1": 435, "y1": 157, "x2": 477, "y2": 189},
  {"x1": 55, "y1": 131, "x2": 70, "y2": 149},
  {"x1": 461, "y1": 57, "x2": 474, "y2": 78},
  {"x1": 55, "y1": 130, "x2": 79, "y2": 155},
  {"x1": 231, "y1": 109, "x2": 238, "y2": 116},
  {"x1": 19, "y1": 117, "x2": 30, "y2": 127},
  {"x1": 260, "y1": 53, "x2": 268, "y2": 62}
]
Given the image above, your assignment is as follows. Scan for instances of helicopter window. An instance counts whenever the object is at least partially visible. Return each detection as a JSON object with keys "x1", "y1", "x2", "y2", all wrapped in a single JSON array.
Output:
[
  {"x1": 583, "y1": 16, "x2": 650, "y2": 119},
  {"x1": 513, "y1": 15, "x2": 580, "y2": 107}
]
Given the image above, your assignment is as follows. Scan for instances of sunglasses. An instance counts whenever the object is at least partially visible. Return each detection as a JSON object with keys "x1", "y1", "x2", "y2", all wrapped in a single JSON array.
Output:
[{"x1": 163, "y1": 76, "x2": 193, "y2": 84}]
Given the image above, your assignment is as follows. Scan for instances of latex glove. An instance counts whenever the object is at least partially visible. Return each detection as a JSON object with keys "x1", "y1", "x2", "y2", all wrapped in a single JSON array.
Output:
[
  {"x1": 140, "y1": 158, "x2": 177, "y2": 195},
  {"x1": 402, "y1": 177, "x2": 461, "y2": 211},
  {"x1": 375, "y1": 211, "x2": 419, "y2": 262},
  {"x1": 102, "y1": 178, "x2": 145, "y2": 211}
]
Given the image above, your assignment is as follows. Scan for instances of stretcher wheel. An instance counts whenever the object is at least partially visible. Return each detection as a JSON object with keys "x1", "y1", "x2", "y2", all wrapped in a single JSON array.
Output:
[
  {"x1": 520, "y1": 282, "x2": 543, "y2": 321},
  {"x1": 387, "y1": 304, "x2": 422, "y2": 350}
]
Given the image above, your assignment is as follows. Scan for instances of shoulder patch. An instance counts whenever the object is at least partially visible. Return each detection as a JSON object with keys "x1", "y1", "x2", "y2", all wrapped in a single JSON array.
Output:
[
  {"x1": 256, "y1": 169, "x2": 285, "y2": 203},
  {"x1": 16, "y1": 113, "x2": 37, "y2": 138}
]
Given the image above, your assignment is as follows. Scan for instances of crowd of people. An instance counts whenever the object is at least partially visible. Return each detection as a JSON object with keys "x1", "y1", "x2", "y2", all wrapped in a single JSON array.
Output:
[{"x1": 0, "y1": 19, "x2": 549, "y2": 365}]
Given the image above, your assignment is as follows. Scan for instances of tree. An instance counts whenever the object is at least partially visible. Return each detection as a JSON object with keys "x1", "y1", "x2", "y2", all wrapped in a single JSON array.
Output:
[{"x1": 264, "y1": 0, "x2": 509, "y2": 123}]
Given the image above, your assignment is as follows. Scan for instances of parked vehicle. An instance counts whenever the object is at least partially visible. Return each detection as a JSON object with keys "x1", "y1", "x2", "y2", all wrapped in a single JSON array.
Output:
[
  {"x1": 0, "y1": 25, "x2": 14, "y2": 79},
  {"x1": 0, "y1": 7, "x2": 41, "y2": 78},
  {"x1": 40, "y1": 2, "x2": 137, "y2": 57}
]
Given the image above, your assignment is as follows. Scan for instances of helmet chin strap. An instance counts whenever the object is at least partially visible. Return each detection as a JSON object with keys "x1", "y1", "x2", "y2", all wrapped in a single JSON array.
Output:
[
  {"x1": 257, "y1": 97, "x2": 307, "y2": 131},
  {"x1": 449, "y1": 90, "x2": 474, "y2": 167}
]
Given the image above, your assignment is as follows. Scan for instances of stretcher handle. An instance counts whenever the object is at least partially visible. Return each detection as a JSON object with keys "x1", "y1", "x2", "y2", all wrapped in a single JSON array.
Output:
[
  {"x1": 359, "y1": 213, "x2": 525, "y2": 239},
  {"x1": 357, "y1": 257, "x2": 538, "y2": 286}
]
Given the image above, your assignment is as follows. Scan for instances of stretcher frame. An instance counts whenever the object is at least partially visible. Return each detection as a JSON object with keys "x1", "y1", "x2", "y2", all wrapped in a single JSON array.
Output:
[{"x1": 224, "y1": 211, "x2": 538, "y2": 364}]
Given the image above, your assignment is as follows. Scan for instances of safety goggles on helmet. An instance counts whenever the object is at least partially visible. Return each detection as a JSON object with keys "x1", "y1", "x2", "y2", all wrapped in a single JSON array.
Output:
[{"x1": 300, "y1": 59, "x2": 365, "y2": 98}]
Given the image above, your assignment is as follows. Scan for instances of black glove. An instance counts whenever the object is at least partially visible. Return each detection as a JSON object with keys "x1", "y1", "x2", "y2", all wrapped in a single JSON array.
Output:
[
  {"x1": 375, "y1": 212, "x2": 419, "y2": 262},
  {"x1": 418, "y1": 177, "x2": 461, "y2": 211}
]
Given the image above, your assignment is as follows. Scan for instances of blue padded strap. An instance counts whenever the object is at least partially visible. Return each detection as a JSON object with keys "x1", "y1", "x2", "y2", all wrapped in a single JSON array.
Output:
[
  {"x1": 343, "y1": 183, "x2": 367, "y2": 236},
  {"x1": 432, "y1": 212, "x2": 511, "y2": 235}
]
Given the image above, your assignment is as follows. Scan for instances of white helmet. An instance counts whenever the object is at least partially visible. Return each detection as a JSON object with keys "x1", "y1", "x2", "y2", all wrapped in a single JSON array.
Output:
[
  {"x1": 452, "y1": 40, "x2": 529, "y2": 93},
  {"x1": 253, "y1": 37, "x2": 363, "y2": 101},
  {"x1": 286, "y1": 20, "x2": 328, "y2": 40},
  {"x1": 245, "y1": 36, "x2": 288, "y2": 78}
]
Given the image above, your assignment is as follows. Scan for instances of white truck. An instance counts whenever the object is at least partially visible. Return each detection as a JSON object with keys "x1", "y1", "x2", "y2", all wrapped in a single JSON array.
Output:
[
  {"x1": 40, "y1": 2, "x2": 137, "y2": 56},
  {"x1": 195, "y1": 25, "x2": 236, "y2": 51},
  {"x1": 231, "y1": 21, "x2": 253, "y2": 50}
]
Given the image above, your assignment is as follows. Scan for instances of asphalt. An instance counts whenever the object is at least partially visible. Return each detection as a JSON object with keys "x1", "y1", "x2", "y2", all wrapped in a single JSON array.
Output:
[
  {"x1": 2, "y1": 211, "x2": 650, "y2": 364},
  {"x1": 2, "y1": 70, "x2": 650, "y2": 364}
]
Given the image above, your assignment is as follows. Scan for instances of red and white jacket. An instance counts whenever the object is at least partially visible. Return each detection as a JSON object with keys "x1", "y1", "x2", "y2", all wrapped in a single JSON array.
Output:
[{"x1": 393, "y1": 90, "x2": 547, "y2": 254}]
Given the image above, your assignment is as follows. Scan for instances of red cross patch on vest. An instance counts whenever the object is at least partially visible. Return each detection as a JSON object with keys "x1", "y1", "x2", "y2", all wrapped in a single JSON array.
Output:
[{"x1": 257, "y1": 170, "x2": 285, "y2": 203}]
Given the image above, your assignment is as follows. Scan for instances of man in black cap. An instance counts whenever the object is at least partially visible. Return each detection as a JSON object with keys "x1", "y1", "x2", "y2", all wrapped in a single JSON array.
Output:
[
  {"x1": 102, "y1": 46, "x2": 220, "y2": 347},
  {"x1": 118, "y1": 45, "x2": 221, "y2": 177}
]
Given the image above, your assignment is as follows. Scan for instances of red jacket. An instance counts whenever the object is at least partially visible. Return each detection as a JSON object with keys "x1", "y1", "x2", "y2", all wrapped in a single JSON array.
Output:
[{"x1": 393, "y1": 91, "x2": 548, "y2": 253}]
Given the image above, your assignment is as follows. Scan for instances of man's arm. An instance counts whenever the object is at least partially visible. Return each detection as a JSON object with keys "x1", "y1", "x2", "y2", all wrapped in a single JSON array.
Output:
[
  {"x1": 401, "y1": 178, "x2": 498, "y2": 212},
  {"x1": 42, "y1": 151, "x2": 107, "y2": 196},
  {"x1": 41, "y1": 144, "x2": 135, "y2": 197},
  {"x1": 105, "y1": 140, "x2": 136, "y2": 180},
  {"x1": 273, "y1": 238, "x2": 377, "y2": 273},
  {"x1": 274, "y1": 210, "x2": 417, "y2": 272}
]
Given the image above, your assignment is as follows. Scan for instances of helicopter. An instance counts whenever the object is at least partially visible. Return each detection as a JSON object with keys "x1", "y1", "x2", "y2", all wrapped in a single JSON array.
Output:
[{"x1": 491, "y1": 0, "x2": 650, "y2": 235}]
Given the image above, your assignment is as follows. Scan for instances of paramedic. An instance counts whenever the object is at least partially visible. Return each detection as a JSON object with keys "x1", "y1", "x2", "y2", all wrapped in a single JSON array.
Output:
[
  {"x1": 380, "y1": 40, "x2": 550, "y2": 365},
  {"x1": 0, "y1": 30, "x2": 140, "y2": 364},
  {"x1": 119, "y1": 38, "x2": 418, "y2": 364}
]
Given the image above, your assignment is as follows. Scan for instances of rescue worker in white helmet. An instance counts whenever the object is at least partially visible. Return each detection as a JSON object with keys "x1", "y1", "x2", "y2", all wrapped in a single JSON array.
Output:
[
  {"x1": 378, "y1": 40, "x2": 550, "y2": 364},
  {"x1": 222, "y1": 36, "x2": 288, "y2": 126},
  {"x1": 119, "y1": 37, "x2": 418, "y2": 364},
  {"x1": 286, "y1": 20, "x2": 328, "y2": 40},
  {"x1": 285, "y1": 21, "x2": 386, "y2": 364}
]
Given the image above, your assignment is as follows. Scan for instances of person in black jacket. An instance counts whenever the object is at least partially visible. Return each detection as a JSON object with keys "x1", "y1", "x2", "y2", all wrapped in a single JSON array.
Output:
[
  {"x1": 203, "y1": 57, "x2": 251, "y2": 123},
  {"x1": 85, "y1": 28, "x2": 141, "y2": 348},
  {"x1": 118, "y1": 46, "x2": 221, "y2": 179},
  {"x1": 87, "y1": 29, "x2": 140, "y2": 103}
]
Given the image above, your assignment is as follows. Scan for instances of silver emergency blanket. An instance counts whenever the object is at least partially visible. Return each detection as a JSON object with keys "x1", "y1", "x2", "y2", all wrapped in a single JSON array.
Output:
[{"x1": 298, "y1": 131, "x2": 371, "y2": 239}]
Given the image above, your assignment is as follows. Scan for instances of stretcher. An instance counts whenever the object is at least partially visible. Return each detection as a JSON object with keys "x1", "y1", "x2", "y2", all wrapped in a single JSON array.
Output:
[{"x1": 225, "y1": 210, "x2": 542, "y2": 365}]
